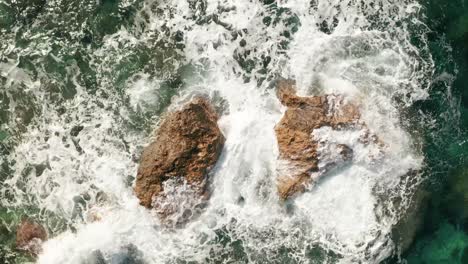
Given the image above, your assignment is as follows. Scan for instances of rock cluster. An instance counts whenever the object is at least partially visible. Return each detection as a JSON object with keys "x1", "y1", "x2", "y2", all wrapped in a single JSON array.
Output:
[
  {"x1": 16, "y1": 219, "x2": 47, "y2": 255},
  {"x1": 134, "y1": 81, "x2": 374, "y2": 221},
  {"x1": 134, "y1": 97, "x2": 225, "y2": 223},
  {"x1": 274, "y1": 79, "x2": 361, "y2": 199}
]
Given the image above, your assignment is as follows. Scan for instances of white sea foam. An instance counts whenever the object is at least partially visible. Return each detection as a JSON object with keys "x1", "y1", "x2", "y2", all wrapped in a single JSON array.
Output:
[{"x1": 126, "y1": 74, "x2": 162, "y2": 112}]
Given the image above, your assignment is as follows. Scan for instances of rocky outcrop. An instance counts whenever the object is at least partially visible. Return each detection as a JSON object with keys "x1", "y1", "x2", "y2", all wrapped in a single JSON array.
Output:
[
  {"x1": 275, "y1": 79, "x2": 361, "y2": 199},
  {"x1": 134, "y1": 97, "x2": 225, "y2": 223},
  {"x1": 16, "y1": 219, "x2": 47, "y2": 255}
]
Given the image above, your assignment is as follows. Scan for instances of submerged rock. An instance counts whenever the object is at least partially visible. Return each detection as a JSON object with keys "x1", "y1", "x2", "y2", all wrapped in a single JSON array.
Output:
[
  {"x1": 82, "y1": 250, "x2": 106, "y2": 264},
  {"x1": 405, "y1": 222, "x2": 468, "y2": 264},
  {"x1": 134, "y1": 97, "x2": 225, "y2": 223},
  {"x1": 275, "y1": 79, "x2": 362, "y2": 199},
  {"x1": 82, "y1": 245, "x2": 145, "y2": 264},
  {"x1": 16, "y1": 219, "x2": 47, "y2": 256},
  {"x1": 443, "y1": 166, "x2": 468, "y2": 223},
  {"x1": 109, "y1": 244, "x2": 146, "y2": 264},
  {"x1": 392, "y1": 184, "x2": 429, "y2": 255}
]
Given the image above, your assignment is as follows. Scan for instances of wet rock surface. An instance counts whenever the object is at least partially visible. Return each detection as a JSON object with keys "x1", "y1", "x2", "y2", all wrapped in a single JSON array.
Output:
[
  {"x1": 16, "y1": 219, "x2": 47, "y2": 256},
  {"x1": 275, "y1": 79, "x2": 361, "y2": 199},
  {"x1": 134, "y1": 97, "x2": 225, "y2": 222}
]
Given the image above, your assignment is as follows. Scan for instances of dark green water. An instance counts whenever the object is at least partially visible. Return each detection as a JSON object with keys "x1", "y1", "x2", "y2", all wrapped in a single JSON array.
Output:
[
  {"x1": 0, "y1": 0, "x2": 468, "y2": 263},
  {"x1": 397, "y1": 0, "x2": 468, "y2": 263}
]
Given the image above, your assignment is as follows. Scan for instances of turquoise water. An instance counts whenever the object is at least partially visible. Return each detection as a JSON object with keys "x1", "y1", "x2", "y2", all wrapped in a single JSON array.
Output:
[{"x1": 0, "y1": 0, "x2": 467, "y2": 263}]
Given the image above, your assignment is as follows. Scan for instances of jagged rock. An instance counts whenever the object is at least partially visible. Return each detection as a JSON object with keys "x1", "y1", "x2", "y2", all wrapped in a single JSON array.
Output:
[
  {"x1": 16, "y1": 219, "x2": 47, "y2": 255},
  {"x1": 134, "y1": 97, "x2": 225, "y2": 222},
  {"x1": 275, "y1": 79, "x2": 360, "y2": 199}
]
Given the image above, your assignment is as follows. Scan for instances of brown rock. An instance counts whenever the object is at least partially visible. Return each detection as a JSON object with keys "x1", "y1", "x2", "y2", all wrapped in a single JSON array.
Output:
[
  {"x1": 134, "y1": 97, "x2": 225, "y2": 219},
  {"x1": 16, "y1": 219, "x2": 47, "y2": 255},
  {"x1": 275, "y1": 79, "x2": 360, "y2": 199}
]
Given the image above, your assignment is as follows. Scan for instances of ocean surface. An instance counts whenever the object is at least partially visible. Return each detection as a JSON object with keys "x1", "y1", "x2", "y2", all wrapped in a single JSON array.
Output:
[{"x1": 0, "y1": 0, "x2": 467, "y2": 263}]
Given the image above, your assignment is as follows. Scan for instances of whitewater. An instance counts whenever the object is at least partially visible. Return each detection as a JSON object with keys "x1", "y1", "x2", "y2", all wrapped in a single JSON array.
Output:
[{"x1": 0, "y1": 0, "x2": 435, "y2": 263}]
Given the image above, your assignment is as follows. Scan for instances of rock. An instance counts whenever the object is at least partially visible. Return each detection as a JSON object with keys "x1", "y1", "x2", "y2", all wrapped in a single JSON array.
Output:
[
  {"x1": 275, "y1": 79, "x2": 361, "y2": 199},
  {"x1": 134, "y1": 97, "x2": 225, "y2": 222},
  {"x1": 443, "y1": 166, "x2": 468, "y2": 223},
  {"x1": 404, "y1": 222, "x2": 468, "y2": 263},
  {"x1": 16, "y1": 219, "x2": 47, "y2": 255},
  {"x1": 109, "y1": 244, "x2": 145, "y2": 264}
]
